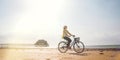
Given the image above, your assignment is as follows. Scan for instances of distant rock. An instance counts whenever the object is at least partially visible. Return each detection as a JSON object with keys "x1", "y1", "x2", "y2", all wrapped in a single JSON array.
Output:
[{"x1": 34, "y1": 39, "x2": 49, "y2": 47}]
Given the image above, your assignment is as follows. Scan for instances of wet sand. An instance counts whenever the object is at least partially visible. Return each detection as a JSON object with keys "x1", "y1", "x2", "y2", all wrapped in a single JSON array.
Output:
[{"x1": 0, "y1": 48, "x2": 120, "y2": 60}]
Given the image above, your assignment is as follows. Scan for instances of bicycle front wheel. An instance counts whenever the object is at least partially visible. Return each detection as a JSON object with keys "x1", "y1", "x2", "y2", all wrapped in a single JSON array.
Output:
[
  {"x1": 58, "y1": 41, "x2": 68, "y2": 53},
  {"x1": 73, "y1": 41, "x2": 85, "y2": 53}
]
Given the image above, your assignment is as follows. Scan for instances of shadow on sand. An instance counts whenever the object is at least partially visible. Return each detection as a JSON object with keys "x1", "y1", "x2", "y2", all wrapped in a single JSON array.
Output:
[{"x1": 69, "y1": 52, "x2": 90, "y2": 56}]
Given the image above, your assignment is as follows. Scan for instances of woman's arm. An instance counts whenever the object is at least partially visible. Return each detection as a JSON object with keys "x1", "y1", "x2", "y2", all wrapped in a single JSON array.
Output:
[{"x1": 66, "y1": 30, "x2": 72, "y2": 36}]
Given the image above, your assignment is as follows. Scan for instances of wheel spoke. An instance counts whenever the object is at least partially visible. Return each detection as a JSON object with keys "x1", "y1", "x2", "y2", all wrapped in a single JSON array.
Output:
[
  {"x1": 73, "y1": 41, "x2": 85, "y2": 53},
  {"x1": 58, "y1": 41, "x2": 68, "y2": 53}
]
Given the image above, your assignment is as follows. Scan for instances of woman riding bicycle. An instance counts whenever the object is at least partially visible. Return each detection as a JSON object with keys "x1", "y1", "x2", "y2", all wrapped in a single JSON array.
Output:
[
  {"x1": 58, "y1": 26, "x2": 85, "y2": 53},
  {"x1": 62, "y1": 26, "x2": 74, "y2": 48}
]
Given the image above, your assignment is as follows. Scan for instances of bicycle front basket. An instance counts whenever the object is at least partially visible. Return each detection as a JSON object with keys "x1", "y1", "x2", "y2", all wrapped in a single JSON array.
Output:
[{"x1": 75, "y1": 37, "x2": 80, "y2": 41}]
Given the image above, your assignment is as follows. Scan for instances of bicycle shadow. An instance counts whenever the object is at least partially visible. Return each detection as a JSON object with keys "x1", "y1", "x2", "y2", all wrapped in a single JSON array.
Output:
[{"x1": 69, "y1": 52, "x2": 90, "y2": 56}]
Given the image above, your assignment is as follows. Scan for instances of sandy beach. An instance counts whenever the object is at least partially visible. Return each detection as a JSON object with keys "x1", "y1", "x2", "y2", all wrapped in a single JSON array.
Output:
[{"x1": 0, "y1": 48, "x2": 120, "y2": 60}]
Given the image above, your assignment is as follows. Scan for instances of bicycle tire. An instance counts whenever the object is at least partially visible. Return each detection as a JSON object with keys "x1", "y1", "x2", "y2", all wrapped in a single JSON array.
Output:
[
  {"x1": 73, "y1": 41, "x2": 85, "y2": 53},
  {"x1": 58, "y1": 41, "x2": 68, "y2": 53}
]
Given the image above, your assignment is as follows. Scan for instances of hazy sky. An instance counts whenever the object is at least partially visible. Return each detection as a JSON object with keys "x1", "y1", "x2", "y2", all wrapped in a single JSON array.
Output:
[{"x1": 0, "y1": 0, "x2": 120, "y2": 47}]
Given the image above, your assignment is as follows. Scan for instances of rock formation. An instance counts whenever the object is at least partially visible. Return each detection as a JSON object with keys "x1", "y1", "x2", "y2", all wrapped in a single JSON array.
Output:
[{"x1": 34, "y1": 39, "x2": 49, "y2": 47}]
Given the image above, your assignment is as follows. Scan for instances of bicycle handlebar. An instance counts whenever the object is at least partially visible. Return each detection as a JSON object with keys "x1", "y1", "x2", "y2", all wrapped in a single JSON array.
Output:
[{"x1": 72, "y1": 35, "x2": 75, "y2": 37}]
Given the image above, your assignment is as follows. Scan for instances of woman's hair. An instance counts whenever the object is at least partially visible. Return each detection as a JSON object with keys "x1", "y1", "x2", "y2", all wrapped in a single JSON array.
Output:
[{"x1": 64, "y1": 25, "x2": 67, "y2": 29}]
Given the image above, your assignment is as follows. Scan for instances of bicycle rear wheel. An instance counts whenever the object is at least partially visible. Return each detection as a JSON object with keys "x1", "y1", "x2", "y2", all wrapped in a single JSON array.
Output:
[
  {"x1": 73, "y1": 41, "x2": 85, "y2": 53},
  {"x1": 58, "y1": 41, "x2": 68, "y2": 53}
]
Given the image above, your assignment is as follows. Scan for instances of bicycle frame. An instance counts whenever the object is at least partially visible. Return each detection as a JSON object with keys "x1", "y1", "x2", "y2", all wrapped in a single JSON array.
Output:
[
  {"x1": 69, "y1": 37, "x2": 80, "y2": 48},
  {"x1": 58, "y1": 35, "x2": 84, "y2": 53}
]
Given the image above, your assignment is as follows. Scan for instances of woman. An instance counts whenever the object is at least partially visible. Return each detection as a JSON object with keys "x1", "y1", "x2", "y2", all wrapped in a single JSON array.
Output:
[{"x1": 62, "y1": 26, "x2": 74, "y2": 48}]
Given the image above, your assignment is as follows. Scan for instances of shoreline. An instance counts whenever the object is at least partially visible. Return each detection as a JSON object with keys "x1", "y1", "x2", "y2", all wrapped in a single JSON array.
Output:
[{"x1": 1, "y1": 47, "x2": 120, "y2": 50}]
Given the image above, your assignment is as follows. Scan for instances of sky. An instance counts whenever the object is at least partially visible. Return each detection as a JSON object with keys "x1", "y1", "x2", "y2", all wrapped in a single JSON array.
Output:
[{"x1": 0, "y1": 0, "x2": 120, "y2": 47}]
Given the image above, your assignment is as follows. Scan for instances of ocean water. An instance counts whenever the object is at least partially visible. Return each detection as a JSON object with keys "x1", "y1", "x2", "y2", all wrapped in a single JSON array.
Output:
[
  {"x1": 86, "y1": 45, "x2": 120, "y2": 48},
  {"x1": 0, "y1": 44, "x2": 120, "y2": 48},
  {"x1": 0, "y1": 44, "x2": 39, "y2": 48}
]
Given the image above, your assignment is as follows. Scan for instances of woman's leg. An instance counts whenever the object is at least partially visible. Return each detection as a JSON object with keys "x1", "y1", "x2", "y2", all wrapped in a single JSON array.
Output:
[{"x1": 63, "y1": 37, "x2": 72, "y2": 47}]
